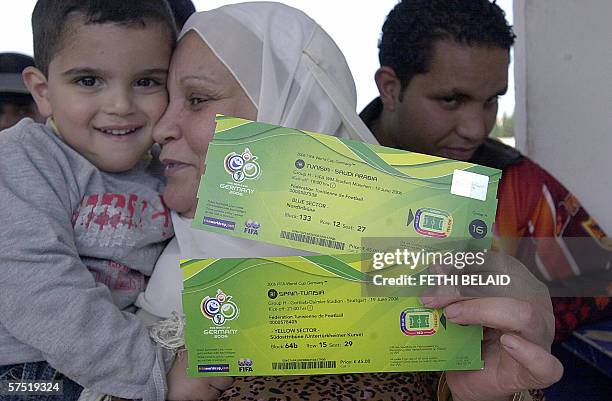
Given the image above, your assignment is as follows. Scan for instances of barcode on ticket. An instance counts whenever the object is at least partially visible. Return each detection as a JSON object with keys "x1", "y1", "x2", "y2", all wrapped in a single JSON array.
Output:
[
  {"x1": 272, "y1": 360, "x2": 337, "y2": 370},
  {"x1": 279, "y1": 230, "x2": 345, "y2": 250}
]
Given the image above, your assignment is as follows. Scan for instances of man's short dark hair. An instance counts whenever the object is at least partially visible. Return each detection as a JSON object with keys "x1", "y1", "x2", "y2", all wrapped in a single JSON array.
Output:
[
  {"x1": 379, "y1": 0, "x2": 516, "y2": 91},
  {"x1": 32, "y1": 0, "x2": 178, "y2": 76}
]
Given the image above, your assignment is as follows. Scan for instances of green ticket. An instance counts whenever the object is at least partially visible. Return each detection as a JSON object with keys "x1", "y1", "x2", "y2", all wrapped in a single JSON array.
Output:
[
  {"x1": 182, "y1": 255, "x2": 484, "y2": 376},
  {"x1": 192, "y1": 115, "x2": 502, "y2": 253}
]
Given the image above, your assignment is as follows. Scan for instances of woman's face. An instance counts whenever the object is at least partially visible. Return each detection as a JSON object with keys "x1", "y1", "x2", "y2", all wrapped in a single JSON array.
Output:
[{"x1": 153, "y1": 32, "x2": 257, "y2": 217}]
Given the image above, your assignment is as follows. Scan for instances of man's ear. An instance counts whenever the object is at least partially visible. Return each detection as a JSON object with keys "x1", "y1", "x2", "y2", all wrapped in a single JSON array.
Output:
[
  {"x1": 22, "y1": 66, "x2": 53, "y2": 118},
  {"x1": 374, "y1": 66, "x2": 402, "y2": 113}
]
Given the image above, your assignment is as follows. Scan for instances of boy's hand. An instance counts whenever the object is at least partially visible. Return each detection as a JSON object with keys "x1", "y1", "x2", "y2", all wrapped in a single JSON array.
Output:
[{"x1": 166, "y1": 351, "x2": 234, "y2": 401}]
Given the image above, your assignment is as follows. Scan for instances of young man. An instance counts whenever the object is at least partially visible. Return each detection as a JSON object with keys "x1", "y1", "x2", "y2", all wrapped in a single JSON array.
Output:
[
  {"x1": 0, "y1": 1, "x2": 231, "y2": 399},
  {"x1": 360, "y1": 0, "x2": 611, "y2": 340},
  {"x1": 0, "y1": 52, "x2": 43, "y2": 130}
]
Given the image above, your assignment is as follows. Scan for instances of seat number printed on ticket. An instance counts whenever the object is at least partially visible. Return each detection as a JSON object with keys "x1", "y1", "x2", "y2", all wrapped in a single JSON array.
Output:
[
  {"x1": 181, "y1": 256, "x2": 483, "y2": 377},
  {"x1": 192, "y1": 115, "x2": 501, "y2": 254}
]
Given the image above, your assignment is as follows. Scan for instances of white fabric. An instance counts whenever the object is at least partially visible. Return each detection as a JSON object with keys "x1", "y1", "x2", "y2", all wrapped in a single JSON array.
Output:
[
  {"x1": 179, "y1": 1, "x2": 378, "y2": 143},
  {"x1": 138, "y1": 2, "x2": 376, "y2": 318},
  {"x1": 76, "y1": 389, "x2": 110, "y2": 401}
]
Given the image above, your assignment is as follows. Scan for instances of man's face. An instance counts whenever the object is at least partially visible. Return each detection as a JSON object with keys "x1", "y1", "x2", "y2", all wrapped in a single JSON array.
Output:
[
  {"x1": 0, "y1": 101, "x2": 42, "y2": 131},
  {"x1": 388, "y1": 40, "x2": 509, "y2": 161}
]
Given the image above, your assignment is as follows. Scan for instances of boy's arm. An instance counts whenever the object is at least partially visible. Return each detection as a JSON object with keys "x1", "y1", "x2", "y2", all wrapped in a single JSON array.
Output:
[{"x1": 0, "y1": 131, "x2": 170, "y2": 400}]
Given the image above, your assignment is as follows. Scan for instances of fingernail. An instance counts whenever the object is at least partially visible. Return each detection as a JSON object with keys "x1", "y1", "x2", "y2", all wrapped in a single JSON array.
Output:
[
  {"x1": 500, "y1": 334, "x2": 519, "y2": 350},
  {"x1": 444, "y1": 303, "x2": 462, "y2": 319}
]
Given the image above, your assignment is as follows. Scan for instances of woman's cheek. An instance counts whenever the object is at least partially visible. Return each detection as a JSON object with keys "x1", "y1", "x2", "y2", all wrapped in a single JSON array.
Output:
[
  {"x1": 164, "y1": 172, "x2": 199, "y2": 214},
  {"x1": 191, "y1": 113, "x2": 218, "y2": 156}
]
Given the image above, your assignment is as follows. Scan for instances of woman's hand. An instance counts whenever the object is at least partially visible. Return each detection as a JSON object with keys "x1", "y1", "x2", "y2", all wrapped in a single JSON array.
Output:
[
  {"x1": 166, "y1": 351, "x2": 234, "y2": 401},
  {"x1": 422, "y1": 251, "x2": 564, "y2": 401}
]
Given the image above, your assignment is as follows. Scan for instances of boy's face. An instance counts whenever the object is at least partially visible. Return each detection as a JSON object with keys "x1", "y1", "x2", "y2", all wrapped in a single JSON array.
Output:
[{"x1": 33, "y1": 19, "x2": 172, "y2": 172}]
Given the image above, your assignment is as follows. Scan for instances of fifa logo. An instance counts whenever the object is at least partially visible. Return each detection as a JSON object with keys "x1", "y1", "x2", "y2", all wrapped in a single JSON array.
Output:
[
  {"x1": 238, "y1": 358, "x2": 253, "y2": 372},
  {"x1": 244, "y1": 219, "x2": 260, "y2": 235}
]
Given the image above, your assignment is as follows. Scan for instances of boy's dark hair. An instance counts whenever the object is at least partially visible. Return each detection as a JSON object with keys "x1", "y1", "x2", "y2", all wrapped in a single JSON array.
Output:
[
  {"x1": 167, "y1": 0, "x2": 196, "y2": 30},
  {"x1": 32, "y1": 0, "x2": 178, "y2": 76},
  {"x1": 379, "y1": 0, "x2": 515, "y2": 92},
  {"x1": 0, "y1": 53, "x2": 36, "y2": 105}
]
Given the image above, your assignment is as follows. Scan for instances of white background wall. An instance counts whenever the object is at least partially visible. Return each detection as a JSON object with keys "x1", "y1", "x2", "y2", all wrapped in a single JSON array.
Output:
[{"x1": 514, "y1": 0, "x2": 612, "y2": 234}]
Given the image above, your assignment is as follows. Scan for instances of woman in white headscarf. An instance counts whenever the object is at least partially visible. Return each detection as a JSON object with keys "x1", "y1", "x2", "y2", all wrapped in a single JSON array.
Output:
[
  {"x1": 138, "y1": 3, "x2": 556, "y2": 401},
  {"x1": 137, "y1": 1, "x2": 377, "y2": 319},
  {"x1": 137, "y1": 3, "x2": 438, "y2": 400}
]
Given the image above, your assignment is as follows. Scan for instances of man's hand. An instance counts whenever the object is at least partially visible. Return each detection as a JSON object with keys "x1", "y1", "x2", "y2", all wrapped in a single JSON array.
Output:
[
  {"x1": 421, "y1": 251, "x2": 564, "y2": 401},
  {"x1": 166, "y1": 351, "x2": 234, "y2": 401}
]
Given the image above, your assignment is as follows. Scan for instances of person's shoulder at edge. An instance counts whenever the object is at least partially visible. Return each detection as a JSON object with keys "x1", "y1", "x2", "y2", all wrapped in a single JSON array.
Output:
[
  {"x1": 0, "y1": 117, "x2": 91, "y2": 170},
  {"x1": 499, "y1": 146, "x2": 574, "y2": 202},
  {"x1": 0, "y1": 118, "x2": 97, "y2": 209},
  {"x1": 0, "y1": 118, "x2": 161, "y2": 184},
  {"x1": 0, "y1": 118, "x2": 75, "y2": 174},
  {"x1": 0, "y1": 117, "x2": 51, "y2": 145}
]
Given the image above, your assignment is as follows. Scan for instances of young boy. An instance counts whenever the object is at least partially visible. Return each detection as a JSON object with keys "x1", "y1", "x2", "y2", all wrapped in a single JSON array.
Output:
[{"x1": 0, "y1": 1, "x2": 231, "y2": 400}]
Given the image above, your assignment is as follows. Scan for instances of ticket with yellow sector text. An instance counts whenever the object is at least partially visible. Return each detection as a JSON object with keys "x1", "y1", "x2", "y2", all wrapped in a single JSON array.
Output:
[
  {"x1": 181, "y1": 255, "x2": 484, "y2": 376},
  {"x1": 192, "y1": 115, "x2": 502, "y2": 253}
]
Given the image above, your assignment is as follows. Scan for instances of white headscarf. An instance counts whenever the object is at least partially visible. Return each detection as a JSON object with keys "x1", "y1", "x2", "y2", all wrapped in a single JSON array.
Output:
[
  {"x1": 137, "y1": 2, "x2": 377, "y2": 318},
  {"x1": 179, "y1": 1, "x2": 378, "y2": 143}
]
